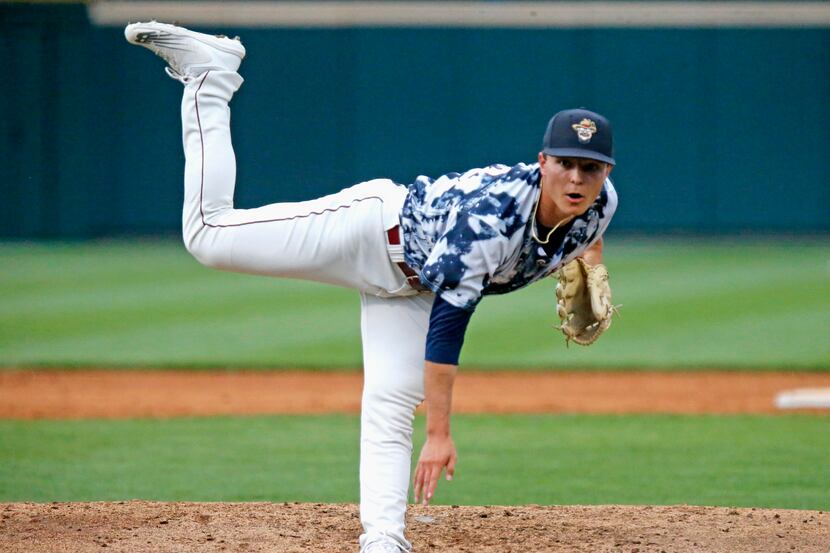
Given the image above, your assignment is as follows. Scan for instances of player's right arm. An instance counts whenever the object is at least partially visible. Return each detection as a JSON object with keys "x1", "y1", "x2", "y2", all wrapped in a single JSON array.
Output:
[
  {"x1": 413, "y1": 360, "x2": 458, "y2": 506},
  {"x1": 411, "y1": 211, "x2": 506, "y2": 505},
  {"x1": 412, "y1": 294, "x2": 471, "y2": 505}
]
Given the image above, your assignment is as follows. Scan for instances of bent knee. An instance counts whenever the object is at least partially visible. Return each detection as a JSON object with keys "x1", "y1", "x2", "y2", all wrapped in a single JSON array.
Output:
[
  {"x1": 362, "y1": 377, "x2": 424, "y2": 421},
  {"x1": 182, "y1": 229, "x2": 230, "y2": 269}
]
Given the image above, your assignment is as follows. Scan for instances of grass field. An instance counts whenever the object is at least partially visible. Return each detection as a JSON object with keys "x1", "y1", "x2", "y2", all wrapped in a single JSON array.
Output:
[
  {"x1": 1, "y1": 237, "x2": 829, "y2": 370},
  {"x1": 2, "y1": 238, "x2": 829, "y2": 512},
  {"x1": 1, "y1": 414, "x2": 828, "y2": 510}
]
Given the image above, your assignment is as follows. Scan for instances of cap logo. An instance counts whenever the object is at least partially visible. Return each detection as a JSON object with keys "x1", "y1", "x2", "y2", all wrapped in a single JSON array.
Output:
[{"x1": 571, "y1": 119, "x2": 598, "y2": 143}]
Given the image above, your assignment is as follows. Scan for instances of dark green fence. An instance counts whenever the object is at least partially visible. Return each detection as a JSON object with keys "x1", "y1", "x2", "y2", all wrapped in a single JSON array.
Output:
[{"x1": 1, "y1": 3, "x2": 828, "y2": 238}]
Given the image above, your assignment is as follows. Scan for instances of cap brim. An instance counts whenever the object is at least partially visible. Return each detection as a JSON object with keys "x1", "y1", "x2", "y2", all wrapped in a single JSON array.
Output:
[{"x1": 543, "y1": 147, "x2": 615, "y2": 166}]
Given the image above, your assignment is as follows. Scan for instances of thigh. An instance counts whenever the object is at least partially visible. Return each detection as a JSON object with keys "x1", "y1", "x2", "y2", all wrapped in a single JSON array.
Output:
[
  {"x1": 190, "y1": 180, "x2": 408, "y2": 294},
  {"x1": 360, "y1": 292, "x2": 435, "y2": 404}
]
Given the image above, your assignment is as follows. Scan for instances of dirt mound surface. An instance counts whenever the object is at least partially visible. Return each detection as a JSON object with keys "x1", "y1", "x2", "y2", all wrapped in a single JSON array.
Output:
[
  {"x1": 3, "y1": 370, "x2": 830, "y2": 419},
  {"x1": 1, "y1": 501, "x2": 827, "y2": 552}
]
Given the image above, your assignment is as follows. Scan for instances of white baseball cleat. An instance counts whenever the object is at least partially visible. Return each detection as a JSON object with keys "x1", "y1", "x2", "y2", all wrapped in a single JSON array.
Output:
[
  {"x1": 124, "y1": 21, "x2": 246, "y2": 83},
  {"x1": 360, "y1": 536, "x2": 408, "y2": 553}
]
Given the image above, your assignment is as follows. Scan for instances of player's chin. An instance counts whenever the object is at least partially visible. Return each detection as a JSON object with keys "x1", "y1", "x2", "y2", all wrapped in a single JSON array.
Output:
[{"x1": 559, "y1": 198, "x2": 589, "y2": 216}]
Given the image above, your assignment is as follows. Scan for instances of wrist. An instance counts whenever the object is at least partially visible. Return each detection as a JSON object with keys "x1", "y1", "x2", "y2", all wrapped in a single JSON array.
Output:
[
  {"x1": 426, "y1": 410, "x2": 451, "y2": 438},
  {"x1": 426, "y1": 426, "x2": 451, "y2": 439},
  {"x1": 423, "y1": 360, "x2": 456, "y2": 439}
]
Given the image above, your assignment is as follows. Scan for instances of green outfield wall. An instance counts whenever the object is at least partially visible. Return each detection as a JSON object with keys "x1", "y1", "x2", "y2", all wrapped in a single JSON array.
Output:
[{"x1": 1, "y1": 2, "x2": 828, "y2": 238}]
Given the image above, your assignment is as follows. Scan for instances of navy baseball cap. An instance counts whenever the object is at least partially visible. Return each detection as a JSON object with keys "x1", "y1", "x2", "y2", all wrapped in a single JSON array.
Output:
[{"x1": 542, "y1": 108, "x2": 615, "y2": 165}]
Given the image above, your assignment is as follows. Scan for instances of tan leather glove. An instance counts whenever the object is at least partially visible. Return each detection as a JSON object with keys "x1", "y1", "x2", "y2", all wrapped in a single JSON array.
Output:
[{"x1": 554, "y1": 258, "x2": 616, "y2": 346}]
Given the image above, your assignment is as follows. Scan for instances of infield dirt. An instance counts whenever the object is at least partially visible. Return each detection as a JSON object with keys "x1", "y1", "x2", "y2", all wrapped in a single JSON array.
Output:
[{"x1": 3, "y1": 370, "x2": 830, "y2": 419}]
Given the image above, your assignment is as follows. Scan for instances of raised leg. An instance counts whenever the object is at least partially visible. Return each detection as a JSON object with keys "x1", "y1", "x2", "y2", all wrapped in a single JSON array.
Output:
[{"x1": 179, "y1": 70, "x2": 407, "y2": 295}]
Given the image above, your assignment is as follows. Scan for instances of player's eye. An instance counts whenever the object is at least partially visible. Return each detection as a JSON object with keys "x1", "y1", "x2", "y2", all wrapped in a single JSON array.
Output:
[{"x1": 558, "y1": 159, "x2": 572, "y2": 168}]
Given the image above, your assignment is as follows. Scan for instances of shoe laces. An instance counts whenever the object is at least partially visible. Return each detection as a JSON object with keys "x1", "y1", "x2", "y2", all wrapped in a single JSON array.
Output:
[
  {"x1": 164, "y1": 66, "x2": 193, "y2": 84},
  {"x1": 141, "y1": 37, "x2": 191, "y2": 82}
]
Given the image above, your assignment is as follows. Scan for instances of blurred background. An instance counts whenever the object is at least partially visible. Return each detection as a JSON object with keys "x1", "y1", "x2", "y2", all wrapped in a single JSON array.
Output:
[
  {"x1": 1, "y1": 0, "x2": 830, "y2": 513},
  {"x1": 2, "y1": 0, "x2": 829, "y2": 238},
  {"x1": 1, "y1": 0, "x2": 828, "y2": 369}
]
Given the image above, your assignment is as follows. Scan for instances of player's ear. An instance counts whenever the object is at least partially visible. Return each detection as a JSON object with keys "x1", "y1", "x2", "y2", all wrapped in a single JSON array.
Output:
[
  {"x1": 605, "y1": 163, "x2": 614, "y2": 177},
  {"x1": 537, "y1": 151, "x2": 547, "y2": 171}
]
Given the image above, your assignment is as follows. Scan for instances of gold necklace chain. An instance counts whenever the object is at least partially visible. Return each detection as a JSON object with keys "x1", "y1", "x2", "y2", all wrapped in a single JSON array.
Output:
[{"x1": 531, "y1": 189, "x2": 574, "y2": 244}]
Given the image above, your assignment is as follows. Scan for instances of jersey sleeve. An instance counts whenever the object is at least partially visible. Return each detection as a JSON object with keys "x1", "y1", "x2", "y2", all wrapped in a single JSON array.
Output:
[
  {"x1": 419, "y1": 210, "x2": 508, "y2": 311},
  {"x1": 424, "y1": 295, "x2": 474, "y2": 364}
]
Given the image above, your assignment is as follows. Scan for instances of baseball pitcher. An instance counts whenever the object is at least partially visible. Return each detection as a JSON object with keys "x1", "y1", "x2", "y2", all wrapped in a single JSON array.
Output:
[{"x1": 125, "y1": 22, "x2": 618, "y2": 553}]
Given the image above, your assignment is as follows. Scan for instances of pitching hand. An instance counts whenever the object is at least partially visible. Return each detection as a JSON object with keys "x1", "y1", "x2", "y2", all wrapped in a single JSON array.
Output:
[{"x1": 413, "y1": 434, "x2": 457, "y2": 506}]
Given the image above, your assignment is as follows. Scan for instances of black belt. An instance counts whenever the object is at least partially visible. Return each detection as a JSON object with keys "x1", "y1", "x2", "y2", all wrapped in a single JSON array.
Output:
[{"x1": 386, "y1": 226, "x2": 427, "y2": 291}]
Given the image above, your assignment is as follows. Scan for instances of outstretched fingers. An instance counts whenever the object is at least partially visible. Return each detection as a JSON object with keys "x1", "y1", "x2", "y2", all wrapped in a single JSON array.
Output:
[
  {"x1": 413, "y1": 464, "x2": 425, "y2": 504},
  {"x1": 413, "y1": 457, "x2": 457, "y2": 505},
  {"x1": 424, "y1": 464, "x2": 442, "y2": 505},
  {"x1": 413, "y1": 436, "x2": 458, "y2": 505},
  {"x1": 413, "y1": 461, "x2": 440, "y2": 505}
]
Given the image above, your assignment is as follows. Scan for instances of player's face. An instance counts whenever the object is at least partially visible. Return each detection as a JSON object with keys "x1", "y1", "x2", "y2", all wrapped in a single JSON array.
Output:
[{"x1": 537, "y1": 153, "x2": 612, "y2": 225}]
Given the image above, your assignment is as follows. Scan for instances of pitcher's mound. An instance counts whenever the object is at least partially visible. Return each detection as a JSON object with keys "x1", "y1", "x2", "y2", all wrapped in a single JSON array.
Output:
[{"x1": 1, "y1": 501, "x2": 827, "y2": 552}]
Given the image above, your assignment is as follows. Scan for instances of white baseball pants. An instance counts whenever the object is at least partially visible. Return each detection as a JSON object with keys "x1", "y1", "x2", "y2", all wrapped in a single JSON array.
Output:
[{"x1": 180, "y1": 70, "x2": 431, "y2": 551}]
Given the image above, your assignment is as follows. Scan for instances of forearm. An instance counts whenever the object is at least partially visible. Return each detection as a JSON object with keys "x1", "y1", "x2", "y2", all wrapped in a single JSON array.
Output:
[
  {"x1": 582, "y1": 237, "x2": 603, "y2": 266},
  {"x1": 414, "y1": 360, "x2": 459, "y2": 504},
  {"x1": 413, "y1": 296, "x2": 467, "y2": 504},
  {"x1": 424, "y1": 360, "x2": 457, "y2": 437}
]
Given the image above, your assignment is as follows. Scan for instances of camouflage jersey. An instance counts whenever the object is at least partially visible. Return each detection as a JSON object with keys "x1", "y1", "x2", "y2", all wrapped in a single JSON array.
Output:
[{"x1": 399, "y1": 162, "x2": 618, "y2": 311}]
